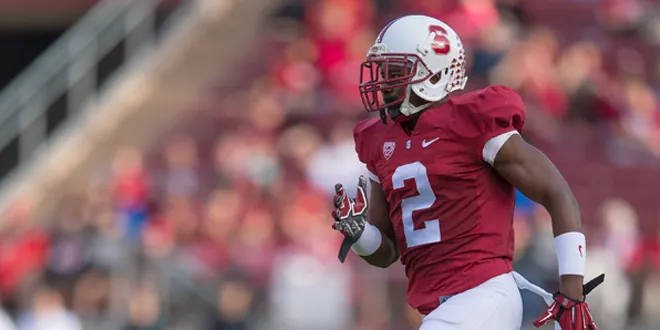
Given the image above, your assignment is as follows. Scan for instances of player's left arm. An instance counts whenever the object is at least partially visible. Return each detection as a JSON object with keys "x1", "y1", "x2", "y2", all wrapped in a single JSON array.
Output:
[{"x1": 493, "y1": 134, "x2": 584, "y2": 300}]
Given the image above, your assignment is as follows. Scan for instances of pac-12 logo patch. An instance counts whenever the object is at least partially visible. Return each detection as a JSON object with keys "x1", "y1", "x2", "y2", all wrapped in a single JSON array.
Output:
[{"x1": 383, "y1": 142, "x2": 395, "y2": 160}]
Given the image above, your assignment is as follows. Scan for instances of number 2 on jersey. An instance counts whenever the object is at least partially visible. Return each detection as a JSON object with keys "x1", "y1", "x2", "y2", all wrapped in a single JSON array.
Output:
[{"x1": 392, "y1": 162, "x2": 441, "y2": 248}]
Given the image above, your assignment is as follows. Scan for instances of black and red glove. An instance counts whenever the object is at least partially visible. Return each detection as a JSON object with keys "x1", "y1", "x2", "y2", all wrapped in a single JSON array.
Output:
[
  {"x1": 533, "y1": 274, "x2": 604, "y2": 330},
  {"x1": 533, "y1": 294, "x2": 597, "y2": 329},
  {"x1": 331, "y1": 176, "x2": 369, "y2": 263}
]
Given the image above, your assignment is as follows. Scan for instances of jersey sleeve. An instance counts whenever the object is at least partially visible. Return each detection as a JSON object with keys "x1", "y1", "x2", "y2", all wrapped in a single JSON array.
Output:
[
  {"x1": 467, "y1": 85, "x2": 526, "y2": 165},
  {"x1": 353, "y1": 118, "x2": 381, "y2": 183}
]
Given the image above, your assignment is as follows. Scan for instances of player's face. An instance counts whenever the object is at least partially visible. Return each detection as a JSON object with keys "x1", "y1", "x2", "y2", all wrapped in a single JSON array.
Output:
[
  {"x1": 359, "y1": 55, "x2": 421, "y2": 113},
  {"x1": 380, "y1": 63, "x2": 409, "y2": 105}
]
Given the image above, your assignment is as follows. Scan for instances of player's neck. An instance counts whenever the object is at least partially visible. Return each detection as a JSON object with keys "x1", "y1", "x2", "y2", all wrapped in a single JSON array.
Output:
[
  {"x1": 400, "y1": 114, "x2": 420, "y2": 135},
  {"x1": 399, "y1": 100, "x2": 442, "y2": 134}
]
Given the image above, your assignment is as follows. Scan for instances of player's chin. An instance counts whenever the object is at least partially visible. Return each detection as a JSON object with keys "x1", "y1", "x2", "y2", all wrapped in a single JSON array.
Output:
[{"x1": 387, "y1": 106, "x2": 401, "y2": 118}]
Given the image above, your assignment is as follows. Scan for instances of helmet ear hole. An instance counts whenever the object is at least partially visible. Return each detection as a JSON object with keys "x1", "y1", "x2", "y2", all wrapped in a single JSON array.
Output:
[{"x1": 430, "y1": 72, "x2": 442, "y2": 84}]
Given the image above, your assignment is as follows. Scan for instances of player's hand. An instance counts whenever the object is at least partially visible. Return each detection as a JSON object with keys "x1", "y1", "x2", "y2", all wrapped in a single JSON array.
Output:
[
  {"x1": 331, "y1": 175, "x2": 369, "y2": 241},
  {"x1": 533, "y1": 293, "x2": 597, "y2": 329},
  {"x1": 532, "y1": 273, "x2": 604, "y2": 329}
]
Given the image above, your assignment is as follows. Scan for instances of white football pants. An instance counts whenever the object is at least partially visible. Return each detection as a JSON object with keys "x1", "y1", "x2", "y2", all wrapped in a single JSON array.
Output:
[{"x1": 420, "y1": 272, "x2": 523, "y2": 330}]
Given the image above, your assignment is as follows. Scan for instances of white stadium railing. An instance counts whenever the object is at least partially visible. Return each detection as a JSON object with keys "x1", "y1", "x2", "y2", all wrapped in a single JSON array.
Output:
[{"x1": 0, "y1": 0, "x2": 191, "y2": 183}]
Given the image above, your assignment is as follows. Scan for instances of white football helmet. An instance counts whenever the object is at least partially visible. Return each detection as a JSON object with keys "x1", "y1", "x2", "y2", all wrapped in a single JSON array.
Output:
[{"x1": 359, "y1": 15, "x2": 467, "y2": 121}]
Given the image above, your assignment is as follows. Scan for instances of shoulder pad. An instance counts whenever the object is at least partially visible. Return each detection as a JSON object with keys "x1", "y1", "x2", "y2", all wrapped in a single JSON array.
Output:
[
  {"x1": 353, "y1": 117, "x2": 381, "y2": 166},
  {"x1": 455, "y1": 85, "x2": 525, "y2": 136}
]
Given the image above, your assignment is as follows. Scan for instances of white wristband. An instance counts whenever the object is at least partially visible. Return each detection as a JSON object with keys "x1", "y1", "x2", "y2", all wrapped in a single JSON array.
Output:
[
  {"x1": 554, "y1": 232, "x2": 586, "y2": 276},
  {"x1": 351, "y1": 223, "x2": 382, "y2": 256}
]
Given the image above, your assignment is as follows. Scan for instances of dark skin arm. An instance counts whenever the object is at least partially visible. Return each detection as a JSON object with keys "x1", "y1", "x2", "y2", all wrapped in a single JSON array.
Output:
[
  {"x1": 493, "y1": 134, "x2": 584, "y2": 300},
  {"x1": 360, "y1": 179, "x2": 400, "y2": 268}
]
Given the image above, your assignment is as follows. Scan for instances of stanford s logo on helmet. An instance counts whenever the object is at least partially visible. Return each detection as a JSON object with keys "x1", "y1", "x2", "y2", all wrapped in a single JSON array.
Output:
[
  {"x1": 428, "y1": 25, "x2": 451, "y2": 55},
  {"x1": 359, "y1": 15, "x2": 468, "y2": 122}
]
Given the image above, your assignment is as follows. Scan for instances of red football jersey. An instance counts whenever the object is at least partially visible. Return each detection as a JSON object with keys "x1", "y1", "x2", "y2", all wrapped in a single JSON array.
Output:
[{"x1": 353, "y1": 85, "x2": 526, "y2": 315}]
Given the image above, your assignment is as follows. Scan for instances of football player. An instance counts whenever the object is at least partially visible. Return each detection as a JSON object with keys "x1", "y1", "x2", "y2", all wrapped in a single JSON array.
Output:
[{"x1": 331, "y1": 15, "x2": 598, "y2": 330}]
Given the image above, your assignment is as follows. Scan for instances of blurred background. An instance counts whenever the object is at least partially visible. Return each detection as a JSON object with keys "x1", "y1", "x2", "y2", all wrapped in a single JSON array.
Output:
[{"x1": 0, "y1": 0, "x2": 658, "y2": 329}]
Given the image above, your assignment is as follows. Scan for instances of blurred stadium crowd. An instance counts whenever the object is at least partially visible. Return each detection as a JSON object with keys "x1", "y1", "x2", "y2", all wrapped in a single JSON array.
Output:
[{"x1": 1, "y1": 0, "x2": 660, "y2": 329}]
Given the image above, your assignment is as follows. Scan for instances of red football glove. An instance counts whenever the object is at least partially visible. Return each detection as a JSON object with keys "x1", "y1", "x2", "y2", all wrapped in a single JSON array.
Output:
[
  {"x1": 331, "y1": 176, "x2": 369, "y2": 263},
  {"x1": 533, "y1": 294, "x2": 597, "y2": 330}
]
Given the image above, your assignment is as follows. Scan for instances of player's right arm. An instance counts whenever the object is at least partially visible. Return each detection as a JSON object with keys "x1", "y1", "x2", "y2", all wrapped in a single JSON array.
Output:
[
  {"x1": 332, "y1": 118, "x2": 399, "y2": 268},
  {"x1": 361, "y1": 179, "x2": 399, "y2": 268},
  {"x1": 332, "y1": 176, "x2": 399, "y2": 268}
]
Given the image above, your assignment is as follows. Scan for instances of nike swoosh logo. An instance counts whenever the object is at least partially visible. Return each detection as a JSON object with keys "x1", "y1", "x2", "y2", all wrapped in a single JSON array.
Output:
[{"x1": 422, "y1": 137, "x2": 440, "y2": 148}]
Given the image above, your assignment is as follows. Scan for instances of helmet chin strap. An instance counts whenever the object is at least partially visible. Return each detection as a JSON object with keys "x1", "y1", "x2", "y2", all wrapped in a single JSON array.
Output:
[{"x1": 399, "y1": 85, "x2": 432, "y2": 117}]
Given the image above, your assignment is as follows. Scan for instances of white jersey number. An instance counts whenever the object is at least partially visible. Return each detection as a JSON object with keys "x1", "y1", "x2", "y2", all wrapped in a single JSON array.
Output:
[{"x1": 391, "y1": 162, "x2": 441, "y2": 248}]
